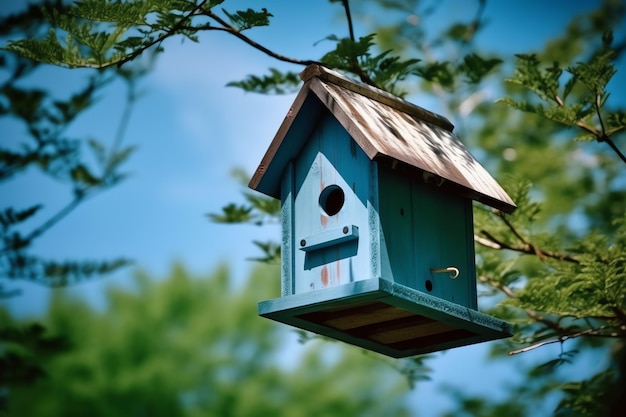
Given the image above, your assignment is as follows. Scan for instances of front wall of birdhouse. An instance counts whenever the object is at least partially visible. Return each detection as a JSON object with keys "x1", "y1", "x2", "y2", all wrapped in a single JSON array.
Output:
[
  {"x1": 378, "y1": 168, "x2": 477, "y2": 309},
  {"x1": 290, "y1": 114, "x2": 377, "y2": 295}
]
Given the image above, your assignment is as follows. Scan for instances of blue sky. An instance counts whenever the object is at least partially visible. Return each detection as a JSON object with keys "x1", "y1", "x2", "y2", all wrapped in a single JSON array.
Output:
[{"x1": 1, "y1": 0, "x2": 624, "y2": 415}]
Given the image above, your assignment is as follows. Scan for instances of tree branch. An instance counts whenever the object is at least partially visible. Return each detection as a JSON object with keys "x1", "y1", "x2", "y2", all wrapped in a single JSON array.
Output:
[
  {"x1": 477, "y1": 229, "x2": 580, "y2": 264},
  {"x1": 63, "y1": 1, "x2": 210, "y2": 69},
  {"x1": 19, "y1": 195, "x2": 84, "y2": 248},
  {"x1": 202, "y1": 9, "x2": 320, "y2": 68},
  {"x1": 554, "y1": 93, "x2": 626, "y2": 164},
  {"x1": 341, "y1": 0, "x2": 355, "y2": 42},
  {"x1": 508, "y1": 325, "x2": 623, "y2": 355},
  {"x1": 602, "y1": 135, "x2": 626, "y2": 163}
]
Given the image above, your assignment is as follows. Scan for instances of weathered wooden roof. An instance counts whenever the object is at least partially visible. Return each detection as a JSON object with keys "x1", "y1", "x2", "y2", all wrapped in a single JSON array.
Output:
[{"x1": 249, "y1": 64, "x2": 516, "y2": 213}]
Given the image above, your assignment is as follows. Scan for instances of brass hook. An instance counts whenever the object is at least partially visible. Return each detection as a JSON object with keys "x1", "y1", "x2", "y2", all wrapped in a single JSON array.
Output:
[{"x1": 430, "y1": 267, "x2": 460, "y2": 279}]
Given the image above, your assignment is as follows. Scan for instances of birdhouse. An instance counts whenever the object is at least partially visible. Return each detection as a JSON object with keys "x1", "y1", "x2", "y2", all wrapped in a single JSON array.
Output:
[{"x1": 249, "y1": 64, "x2": 516, "y2": 358}]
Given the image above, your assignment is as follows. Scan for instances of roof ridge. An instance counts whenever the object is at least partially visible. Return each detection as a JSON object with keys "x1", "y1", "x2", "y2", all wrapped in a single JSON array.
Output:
[{"x1": 300, "y1": 64, "x2": 454, "y2": 132}]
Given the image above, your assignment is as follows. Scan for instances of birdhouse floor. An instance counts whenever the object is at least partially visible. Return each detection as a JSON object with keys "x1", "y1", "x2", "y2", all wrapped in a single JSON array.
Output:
[{"x1": 259, "y1": 279, "x2": 512, "y2": 358}]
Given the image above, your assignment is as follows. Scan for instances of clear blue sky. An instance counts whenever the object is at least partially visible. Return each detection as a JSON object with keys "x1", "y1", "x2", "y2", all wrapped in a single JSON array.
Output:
[{"x1": 1, "y1": 0, "x2": 623, "y2": 415}]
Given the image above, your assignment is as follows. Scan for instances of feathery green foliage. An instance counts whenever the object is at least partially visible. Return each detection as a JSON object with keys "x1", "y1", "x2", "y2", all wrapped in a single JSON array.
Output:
[
  {"x1": 0, "y1": 4, "x2": 143, "y2": 291},
  {"x1": 0, "y1": 264, "x2": 413, "y2": 416},
  {"x1": 226, "y1": 68, "x2": 301, "y2": 94}
]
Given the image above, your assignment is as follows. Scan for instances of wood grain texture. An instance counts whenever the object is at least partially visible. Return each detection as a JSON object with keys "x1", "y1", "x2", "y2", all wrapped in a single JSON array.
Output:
[{"x1": 249, "y1": 64, "x2": 516, "y2": 213}]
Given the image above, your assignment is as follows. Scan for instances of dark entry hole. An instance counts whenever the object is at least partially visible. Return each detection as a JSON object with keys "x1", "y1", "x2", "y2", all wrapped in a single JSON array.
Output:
[
  {"x1": 319, "y1": 185, "x2": 345, "y2": 216},
  {"x1": 425, "y1": 280, "x2": 433, "y2": 292}
]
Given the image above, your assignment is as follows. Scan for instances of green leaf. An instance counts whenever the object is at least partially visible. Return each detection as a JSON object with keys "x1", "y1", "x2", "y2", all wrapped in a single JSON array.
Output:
[
  {"x1": 106, "y1": 145, "x2": 136, "y2": 171},
  {"x1": 506, "y1": 54, "x2": 561, "y2": 101},
  {"x1": 542, "y1": 103, "x2": 586, "y2": 126},
  {"x1": 605, "y1": 111, "x2": 626, "y2": 136},
  {"x1": 414, "y1": 61, "x2": 454, "y2": 89},
  {"x1": 459, "y1": 53, "x2": 502, "y2": 84},
  {"x1": 87, "y1": 138, "x2": 107, "y2": 165},
  {"x1": 248, "y1": 240, "x2": 280, "y2": 263},
  {"x1": 1, "y1": 85, "x2": 46, "y2": 123},
  {"x1": 207, "y1": 203, "x2": 253, "y2": 223},
  {"x1": 566, "y1": 48, "x2": 616, "y2": 96},
  {"x1": 3, "y1": 254, "x2": 131, "y2": 286},
  {"x1": 41, "y1": 258, "x2": 132, "y2": 286},
  {"x1": 496, "y1": 97, "x2": 541, "y2": 114},
  {"x1": 321, "y1": 34, "x2": 376, "y2": 70},
  {"x1": 69, "y1": 0, "x2": 153, "y2": 25},
  {"x1": 3, "y1": 28, "x2": 66, "y2": 66},
  {"x1": 222, "y1": 7, "x2": 272, "y2": 31},
  {"x1": 226, "y1": 68, "x2": 300, "y2": 94},
  {"x1": 0, "y1": 205, "x2": 43, "y2": 232},
  {"x1": 70, "y1": 164, "x2": 101, "y2": 187},
  {"x1": 446, "y1": 22, "x2": 473, "y2": 41},
  {"x1": 244, "y1": 192, "x2": 280, "y2": 217},
  {"x1": 365, "y1": 51, "x2": 419, "y2": 96},
  {"x1": 572, "y1": 132, "x2": 597, "y2": 142}
]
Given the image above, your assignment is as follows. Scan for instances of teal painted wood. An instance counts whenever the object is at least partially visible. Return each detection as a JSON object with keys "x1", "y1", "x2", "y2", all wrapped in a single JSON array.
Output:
[
  {"x1": 258, "y1": 279, "x2": 512, "y2": 358},
  {"x1": 280, "y1": 161, "x2": 296, "y2": 296},
  {"x1": 367, "y1": 160, "x2": 382, "y2": 281},
  {"x1": 292, "y1": 113, "x2": 376, "y2": 294},
  {"x1": 253, "y1": 93, "x2": 325, "y2": 199},
  {"x1": 249, "y1": 67, "x2": 517, "y2": 214},
  {"x1": 378, "y1": 169, "x2": 415, "y2": 288},
  {"x1": 411, "y1": 182, "x2": 476, "y2": 308},
  {"x1": 377, "y1": 167, "x2": 477, "y2": 309},
  {"x1": 299, "y1": 225, "x2": 359, "y2": 252}
]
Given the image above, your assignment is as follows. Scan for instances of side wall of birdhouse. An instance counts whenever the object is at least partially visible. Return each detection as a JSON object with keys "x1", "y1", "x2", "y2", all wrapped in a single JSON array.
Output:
[
  {"x1": 377, "y1": 167, "x2": 478, "y2": 309},
  {"x1": 280, "y1": 113, "x2": 381, "y2": 296}
]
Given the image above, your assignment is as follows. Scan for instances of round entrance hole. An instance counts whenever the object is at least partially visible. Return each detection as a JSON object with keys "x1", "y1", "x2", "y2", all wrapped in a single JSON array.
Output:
[{"x1": 319, "y1": 185, "x2": 345, "y2": 216}]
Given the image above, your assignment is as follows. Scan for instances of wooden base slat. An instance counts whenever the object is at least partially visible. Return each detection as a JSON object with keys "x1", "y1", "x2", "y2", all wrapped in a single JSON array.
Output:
[{"x1": 259, "y1": 279, "x2": 513, "y2": 357}]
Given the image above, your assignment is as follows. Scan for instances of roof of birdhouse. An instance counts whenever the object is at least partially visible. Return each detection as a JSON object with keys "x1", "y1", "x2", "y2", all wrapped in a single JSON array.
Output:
[{"x1": 249, "y1": 64, "x2": 516, "y2": 213}]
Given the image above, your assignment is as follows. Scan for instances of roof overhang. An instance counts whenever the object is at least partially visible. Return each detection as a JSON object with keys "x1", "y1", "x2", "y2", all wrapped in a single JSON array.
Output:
[{"x1": 249, "y1": 65, "x2": 516, "y2": 214}]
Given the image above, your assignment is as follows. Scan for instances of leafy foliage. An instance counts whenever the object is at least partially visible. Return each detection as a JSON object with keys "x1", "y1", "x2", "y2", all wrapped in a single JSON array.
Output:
[
  {"x1": 226, "y1": 68, "x2": 301, "y2": 94},
  {"x1": 320, "y1": 33, "x2": 420, "y2": 96},
  {"x1": 208, "y1": 169, "x2": 280, "y2": 226},
  {"x1": 555, "y1": 368, "x2": 617, "y2": 417},
  {"x1": 0, "y1": 4, "x2": 143, "y2": 290},
  {"x1": 222, "y1": 7, "x2": 272, "y2": 31},
  {"x1": 0, "y1": 265, "x2": 413, "y2": 416},
  {"x1": 500, "y1": 37, "x2": 626, "y2": 162},
  {"x1": 1, "y1": 4, "x2": 144, "y2": 398},
  {"x1": 459, "y1": 53, "x2": 503, "y2": 84},
  {"x1": 0, "y1": 322, "x2": 69, "y2": 383}
]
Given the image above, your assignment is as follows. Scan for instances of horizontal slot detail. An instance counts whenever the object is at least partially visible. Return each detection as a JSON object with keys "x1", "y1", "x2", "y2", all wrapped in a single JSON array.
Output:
[{"x1": 299, "y1": 225, "x2": 358, "y2": 252}]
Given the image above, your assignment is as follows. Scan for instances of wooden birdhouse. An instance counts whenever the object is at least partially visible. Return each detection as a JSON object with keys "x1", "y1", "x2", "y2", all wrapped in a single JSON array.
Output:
[{"x1": 249, "y1": 64, "x2": 516, "y2": 358}]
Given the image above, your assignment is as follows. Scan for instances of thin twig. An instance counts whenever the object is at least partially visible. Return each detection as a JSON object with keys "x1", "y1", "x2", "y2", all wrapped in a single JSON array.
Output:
[
  {"x1": 109, "y1": 78, "x2": 135, "y2": 165},
  {"x1": 594, "y1": 93, "x2": 608, "y2": 137},
  {"x1": 341, "y1": 0, "x2": 355, "y2": 42},
  {"x1": 479, "y1": 273, "x2": 626, "y2": 355},
  {"x1": 508, "y1": 326, "x2": 620, "y2": 355},
  {"x1": 603, "y1": 136, "x2": 626, "y2": 163},
  {"x1": 478, "y1": 230, "x2": 580, "y2": 264},
  {"x1": 203, "y1": 10, "x2": 320, "y2": 67},
  {"x1": 464, "y1": 0, "x2": 486, "y2": 42},
  {"x1": 20, "y1": 196, "x2": 84, "y2": 246},
  {"x1": 554, "y1": 93, "x2": 626, "y2": 164},
  {"x1": 66, "y1": 1, "x2": 210, "y2": 69},
  {"x1": 334, "y1": 1, "x2": 378, "y2": 87}
]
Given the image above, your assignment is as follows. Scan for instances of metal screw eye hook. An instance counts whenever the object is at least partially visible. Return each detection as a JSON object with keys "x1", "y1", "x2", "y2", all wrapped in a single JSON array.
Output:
[{"x1": 430, "y1": 267, "x2": 460, "y2": 279}]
